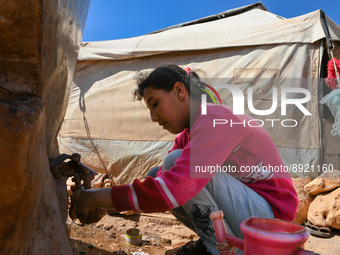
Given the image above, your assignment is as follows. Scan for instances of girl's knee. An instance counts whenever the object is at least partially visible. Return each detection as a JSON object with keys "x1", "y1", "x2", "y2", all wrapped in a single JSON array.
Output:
[
  {"x1": 162, "y1": 149, "x2": 183, "y2": 171},
  {"x1": 146, "y1": 149, "x2": 182, "y2": 177},
  {"x1": 146, "y1": 166, "x2": 160, "y2": 178}
]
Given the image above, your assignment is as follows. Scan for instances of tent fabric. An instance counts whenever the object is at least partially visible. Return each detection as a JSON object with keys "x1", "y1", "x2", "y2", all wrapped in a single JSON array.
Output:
[
  {"x1": 61, "y1": 44, "x2": 321, "y2": 144},
  {"x1": 147, "y1": 2, "x2": 268, "y2": 34},
  {"x1": 58, "y1": 137, "x2": 173, "y2": 185},
  {"x1": 78, "y1": 8, "x2": 340, "y2": 61},
  {"x1": 59, "y1": 3, "x2": 340, "y2": 184}
]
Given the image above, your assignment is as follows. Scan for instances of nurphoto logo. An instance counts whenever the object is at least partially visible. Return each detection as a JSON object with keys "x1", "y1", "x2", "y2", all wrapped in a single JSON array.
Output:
[{"x1": 200, "y1": 84, "x2": 312, "y2": 128}]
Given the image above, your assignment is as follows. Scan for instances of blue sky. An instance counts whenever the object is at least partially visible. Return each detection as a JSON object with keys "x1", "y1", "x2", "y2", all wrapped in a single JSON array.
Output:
[{"x1": 82, "y1": 0, "x2": 340, "y2": 42}]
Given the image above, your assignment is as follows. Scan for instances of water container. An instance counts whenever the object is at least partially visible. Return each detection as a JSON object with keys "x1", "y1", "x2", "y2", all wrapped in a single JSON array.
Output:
[{"x1": 210, "y1": 211, "x2": 317, "y2": 255}]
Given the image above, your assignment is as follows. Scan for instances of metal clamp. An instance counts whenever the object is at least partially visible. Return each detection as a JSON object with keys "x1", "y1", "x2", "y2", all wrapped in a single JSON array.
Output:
[{"x1": 49, "y1": 153, "x2": 98, "y2": 190}]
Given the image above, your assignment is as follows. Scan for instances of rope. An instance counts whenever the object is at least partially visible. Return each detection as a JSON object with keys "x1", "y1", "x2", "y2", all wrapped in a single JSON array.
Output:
[{"x1": 83, "y1": 111, "x2": 116, "y2": 186}]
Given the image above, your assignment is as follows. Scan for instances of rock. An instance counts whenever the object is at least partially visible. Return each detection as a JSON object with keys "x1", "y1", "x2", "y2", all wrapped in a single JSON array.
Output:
[
  {"x1": 104, "y1": 179, "x2": 114, "y2": 187},
  {"x1": 0, "y1": 1, "x2": 90, "y2": 254},
  {"x1": 104, "y1": 225, "x2": 113, "y2": 230},
  {"x1": 55, "y1": 178, "x2": 69, "y2": 224},
  {"x1": 307, "y1": 187, "x2": 340, "y2": 229},
  {"x1": 65, "y1": 223, "x2": 71, "y2": 238},
  {"x1": 92, "y1": 173, "x2": 107, "y2": 189},
  {"x1": 0, "y1": 99, "x2": 72, "y2": 254},
  {"x1": 92, "y1": 175, "x2": 114, "y2": 188},
  {"x1": 292, "y1": 177, "x2": 314, "y2": 224},
  {"x1": 120, "y1": 210, "x2": 135, "y2": 216},
  {"x1": 112, "y1": 250, "x2": 128, "y2": 255},
  {"x1": 304, "y1": 170, "x2": 340, "y2": 195},
  {"x1": 67, "y1": 177, "x2": 75, "y2": 197}
]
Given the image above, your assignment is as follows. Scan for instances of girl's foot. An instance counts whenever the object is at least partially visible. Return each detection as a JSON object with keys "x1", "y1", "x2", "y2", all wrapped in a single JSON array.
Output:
[{"x1": 174, "y1": 239, "x2": 211, "y2": 255}]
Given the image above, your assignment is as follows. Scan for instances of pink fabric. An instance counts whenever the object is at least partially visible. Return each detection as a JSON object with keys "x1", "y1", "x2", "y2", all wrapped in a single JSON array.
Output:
[
  {"x1": 325, "y1": 58, "x2": 340, "y2": 89},
  {"x1": 111, "y1": 104, "x2": 298, "y2": 220}
]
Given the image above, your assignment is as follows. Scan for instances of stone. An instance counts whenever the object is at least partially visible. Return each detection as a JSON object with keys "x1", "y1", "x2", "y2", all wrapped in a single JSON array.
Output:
[
  {"x1": 55, "y1": 178, "x2": 69, "y2": 224},
  {"x1": 0, "y1": 1, "x2": 91, "y2": 253},
  {"x1": 104, "y1": 179, "x2": 114, "y2": 188},
  {"x1": 307, "y1": 187, "x2": 340, "y2": 229},
  {"x1": 92, "y1": 173, "x2": 107, "y2": 189},
  {"x1": 292, "y1": 177, "x2": 314, "y2": 224},
  {"x1": 0, "y1": 99, "x2": 71, "y2": 254},
  {"x1": 104, "y1": 183, "x2": 112, "y2": 188},
  {"x1": 120, "y1": 211, "x2": 135, "y2": 216},
  {"x1": 65, "y1": 223, "x2": 71, "y2": 238},
  {"x1": 304, "y1": 170, "x2": 340, "y2": 195},
  {"x1": 104, "y1": 178, "x2": 114, "y2": 186},
  {"x1": 67, "y1": 177, "x2": 75, "y2": 197}
]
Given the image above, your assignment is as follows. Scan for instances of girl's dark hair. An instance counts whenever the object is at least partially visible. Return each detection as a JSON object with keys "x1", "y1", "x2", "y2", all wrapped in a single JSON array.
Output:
[{"x1": 133, "y1": 64, "x2": 213, "y2": 102}]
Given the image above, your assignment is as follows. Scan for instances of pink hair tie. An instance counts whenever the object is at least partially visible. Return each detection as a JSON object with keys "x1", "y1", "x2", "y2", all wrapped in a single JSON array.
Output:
[{"x1": 185, "y1": 67, "x2": 192, "y2": 75}]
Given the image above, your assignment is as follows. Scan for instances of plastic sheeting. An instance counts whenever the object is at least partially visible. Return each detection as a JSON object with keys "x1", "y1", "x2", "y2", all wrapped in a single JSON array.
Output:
[
  {"x1": 58, "y1": 137, "x2": 173, "y2": 185},
  {"x1": 320, "y1": 89, "x2": 340, "y2": 137}
]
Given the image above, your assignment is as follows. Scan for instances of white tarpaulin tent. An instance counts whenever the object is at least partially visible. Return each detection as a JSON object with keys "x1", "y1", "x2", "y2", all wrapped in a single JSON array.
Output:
[{"x1": 59, "y1": 2, "x2": 340, "y2": 184}]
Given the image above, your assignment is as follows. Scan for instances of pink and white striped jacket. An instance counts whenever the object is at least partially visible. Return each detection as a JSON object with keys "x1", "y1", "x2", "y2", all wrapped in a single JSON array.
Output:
[{"x1": 111, "y1": 104, "x2": 298, "y2": 221}]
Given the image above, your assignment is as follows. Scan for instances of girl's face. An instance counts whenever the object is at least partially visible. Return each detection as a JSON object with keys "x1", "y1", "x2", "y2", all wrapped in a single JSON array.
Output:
[{"x1": 143, "y1": 82, "x2": 190, "y2": 134}]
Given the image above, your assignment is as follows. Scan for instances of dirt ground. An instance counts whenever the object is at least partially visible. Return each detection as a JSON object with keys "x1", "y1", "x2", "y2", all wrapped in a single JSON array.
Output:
[{"x1": 68, "y1": 212, "x2": 340, "y2": 255}]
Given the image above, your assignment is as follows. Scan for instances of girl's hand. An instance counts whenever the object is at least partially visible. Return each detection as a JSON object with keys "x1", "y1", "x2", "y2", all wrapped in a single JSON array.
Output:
[{"x1": 69, "y1": 189, "x2": 104, "y2": 224}]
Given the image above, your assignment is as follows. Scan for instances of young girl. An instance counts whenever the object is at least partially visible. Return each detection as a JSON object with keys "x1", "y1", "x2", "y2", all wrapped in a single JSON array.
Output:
[{"x1": 69, "y1": 65, "x2": 299, "y2": 255}]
